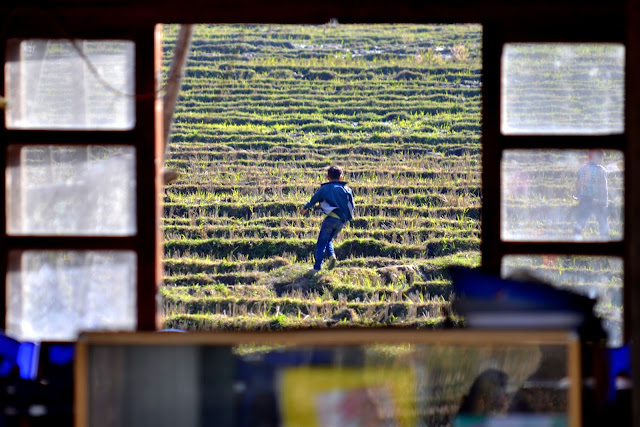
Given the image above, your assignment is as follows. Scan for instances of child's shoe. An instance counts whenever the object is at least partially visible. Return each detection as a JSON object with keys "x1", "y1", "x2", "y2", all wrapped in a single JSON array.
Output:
[{"x1": 327, "y1": 255, "x2": 337, "y2": 270}]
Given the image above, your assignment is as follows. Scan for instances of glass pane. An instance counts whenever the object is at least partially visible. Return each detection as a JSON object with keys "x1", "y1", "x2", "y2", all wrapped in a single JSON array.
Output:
[
  {"x1": 502, "y1": 43, "x2": 624, "y2": 135},
  {"x1": 5, "y1": 39, "x2": 135, "y2": 130},
  {"x1": 502, "y1": 256, "x2": 623, "y2": 346},
  {"x1": 501, "y1": 149, "x2": 623, "y2": 241},
  {"x1": 82, "y1": 333, "x2": 576, "y2": 426},
  {"x1": 6, "y1": 251, "x2": 137, "y2": 341},
  {"x1": 6, "y1": 145, "x2": 136, "y2": 236}
]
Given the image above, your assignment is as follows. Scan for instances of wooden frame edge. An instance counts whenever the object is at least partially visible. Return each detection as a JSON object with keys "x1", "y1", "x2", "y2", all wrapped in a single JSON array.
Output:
[
  {"x1": 568, "y1": 338, "x2": 582, "y2": 427},
  {"x1": 74, "y1": 339, "x2": 89, "y2": 427},
  {"x1": 77, "y1": 328, "x2": 577, "y2": 346}
]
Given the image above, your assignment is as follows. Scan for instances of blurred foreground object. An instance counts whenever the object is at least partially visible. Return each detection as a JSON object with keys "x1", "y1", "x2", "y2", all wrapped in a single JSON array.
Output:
[
  {"x1": 0, "y1": 333, "x2": 74, "y2": 425},
  {"x1": 162, "y1": 25, "x2": 194, "y2": 187},
  {"x1": 451, "y1": 267, "x2": 604, "y2": 341},
  {"x1": 163, "y1": 168, "x2": 179, "y2": 184}
]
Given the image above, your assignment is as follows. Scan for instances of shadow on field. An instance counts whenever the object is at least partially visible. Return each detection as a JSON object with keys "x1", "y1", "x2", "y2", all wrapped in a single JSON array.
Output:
[{"x1": 268, "y1": 265, "x2": 329, "y2": 297}]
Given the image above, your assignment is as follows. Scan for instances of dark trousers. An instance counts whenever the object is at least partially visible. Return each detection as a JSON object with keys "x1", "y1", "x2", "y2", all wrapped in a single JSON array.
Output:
[
  {"x1": 574, "y1": 198, "x2": 609, "y2": 237},
  {"x1": 313, "y1": 216, "x2": 344, "y2": 270}
]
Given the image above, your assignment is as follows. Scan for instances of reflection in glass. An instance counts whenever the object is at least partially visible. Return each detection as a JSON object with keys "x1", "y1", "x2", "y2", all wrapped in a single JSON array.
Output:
[
  {"x1": 457, "y1": 369, "x2": 509, "y2": 415},
  {"x1": 5, "y1": 39, "x2": 135, "y2": 130},
  {"x1": 502, "y1": 255, "x2": 623, "y2": 346},
  {"x1": 6, "y1": 251, "x2": 137, "y2": 341},
  {"x1": 501, "y1": 149, "x2": 623, "y2": 241},
  {"x1": 6, "y1": 145, "x2": 136, "y2": 236},
  {"x1": 85, "y1": 337, "x2": 574, "y2": 426},
  {"x1": 502, "y1": 43, "x2": 624, "y2": 135}
]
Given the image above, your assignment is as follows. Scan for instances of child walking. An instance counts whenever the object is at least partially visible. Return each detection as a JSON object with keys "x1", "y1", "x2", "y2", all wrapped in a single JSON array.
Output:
[{"x1": 300, "y1": 166, "x2": 355, "y2": 272}]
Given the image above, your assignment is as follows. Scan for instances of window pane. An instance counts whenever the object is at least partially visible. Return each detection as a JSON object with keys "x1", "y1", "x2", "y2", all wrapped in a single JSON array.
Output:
[
  {"x1": 501, "y1": 149, "x2": 623, "y2": 241},
  {"x1": 5, "y1": 39, "x2": 135, "y2": 130},
  {"x1": 6, "y1": 251, "x2": 137, "y2": 341},
  {"x1": 502, "y1": 255, "x2": 622, "y2": 346},
  {"x1": 502, "y1": 43, "x2": 624, "y2": 135},
  {"x1": 84, "y1": 336, "x2": 575, "y2": 426},
  {"x1": 6, "y1": 145, "x2": 136, "y2": 235}
]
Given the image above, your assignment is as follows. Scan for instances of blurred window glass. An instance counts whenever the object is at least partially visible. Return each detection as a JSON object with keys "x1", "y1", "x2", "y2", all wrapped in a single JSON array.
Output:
[
  {"x1": 501, "y1": 44, "x2": 624, "y2": 135},
  {"x1": 501, "y1": 149, "x2": 623, "y2": 242},
  {"x1": 6, "y1": 250, "x2": 137, "y2": 341},
  {"x1": 81, "y1": 333, "x2": 577, "y2": 426},
  {"x1": 502, "y1": 255, "x2": 623, "y2": 346},
  {"x1": 6, "y1": 145, "x2": 137, "y2": 236},
  {"x1": 5, "y1": 39, "x2": 135, "y2": 130}
]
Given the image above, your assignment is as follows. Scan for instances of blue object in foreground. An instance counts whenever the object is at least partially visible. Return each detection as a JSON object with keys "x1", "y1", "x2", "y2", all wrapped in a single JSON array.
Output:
[
  {"x1": 450, "y1": 267, "x2": 598, "y2": 331},
  {"x1": 16, "y1": 341, "x2": 39, "y2": 380},
  {"x1": 607, "y1": 344, "x2": 631, "y2": 403},
  {"x1": 0, "y1": 334, "x2": 41, "y2": 380},
  {"x1": 0, "y1": 334, "x2": 21, "y2": 376},
  {"x1": 47, "y1": 344, "x2": 75, "y2": 365}
]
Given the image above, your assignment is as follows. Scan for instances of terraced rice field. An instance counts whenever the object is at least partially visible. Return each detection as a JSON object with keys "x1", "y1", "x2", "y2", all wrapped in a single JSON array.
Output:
[
  {"x1": 161, "y1": 25, "x2": 623, "y2": 341},
  {"x1": 161, "y1": 24, "x2": 482, "y2": 330}
]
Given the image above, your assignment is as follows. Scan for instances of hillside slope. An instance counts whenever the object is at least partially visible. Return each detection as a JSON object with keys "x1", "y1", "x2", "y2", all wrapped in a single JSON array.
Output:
[{"x1": 162, "y1": 24, "x2": 483, "y2": 330}]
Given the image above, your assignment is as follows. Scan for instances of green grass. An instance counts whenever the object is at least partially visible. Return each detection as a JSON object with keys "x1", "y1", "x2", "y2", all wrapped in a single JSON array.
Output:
[
  {"x1": 161, "y1": 24, "x2": 623, "y2": 339},
  {"x1": 161, "y1": 23, "x2": 484, "y2": 330}
]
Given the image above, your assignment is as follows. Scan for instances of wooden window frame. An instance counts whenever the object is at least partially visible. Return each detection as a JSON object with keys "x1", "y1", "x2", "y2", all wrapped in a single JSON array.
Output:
[
  {"x1": 481, "y1": 20, "x2": 629, "y2": 340},
  {"x1": 1, "y1": 0, "x2": 638, "y2": 419},
  {"x1": 0, "y1": 25, "x2": 163, "y2": 332},
  {"x1": 0, "y1": 0, "x2": 629, "y2": 335}
]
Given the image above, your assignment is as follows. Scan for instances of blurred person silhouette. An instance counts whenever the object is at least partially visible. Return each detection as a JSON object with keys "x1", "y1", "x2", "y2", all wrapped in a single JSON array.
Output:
[
  {"x1": 457, "y1": 369, "x2": 510, "y2": 415},
  {"x1": 573, "y1": 149, "x2": 609, "y2": 239}
]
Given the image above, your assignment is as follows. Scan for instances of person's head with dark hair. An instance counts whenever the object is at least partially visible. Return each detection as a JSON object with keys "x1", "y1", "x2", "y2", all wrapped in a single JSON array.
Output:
[
  {"x1": 327, "y1": 165, "x2": 343, "y2": 181},
  {"x1": 458, "y1": 369, "x2": 510, "y2": 415},
  {"x1": 588, "y1": 149, "x2": 604, "y2": 164}
]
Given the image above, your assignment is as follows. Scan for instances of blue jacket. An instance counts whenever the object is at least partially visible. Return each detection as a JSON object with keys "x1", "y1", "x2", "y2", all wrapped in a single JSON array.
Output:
[{"x1": 303, "y1": 181, "x2": 355, "y2": 223}]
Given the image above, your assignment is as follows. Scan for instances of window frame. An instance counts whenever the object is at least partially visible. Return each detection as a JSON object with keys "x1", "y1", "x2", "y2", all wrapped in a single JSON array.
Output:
[
  {"x1": 0, "y1": 0, "x2": 633, "y2": 349},
  {"x1": 481, "y1": 20, "x2": 629, "y2": 338},
  {"x1": 0, "y1": 25, "x2": 163, "y2": 333},
  {"x1": 2, "y1": 0, "x2": 639, "y2": 421}
]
